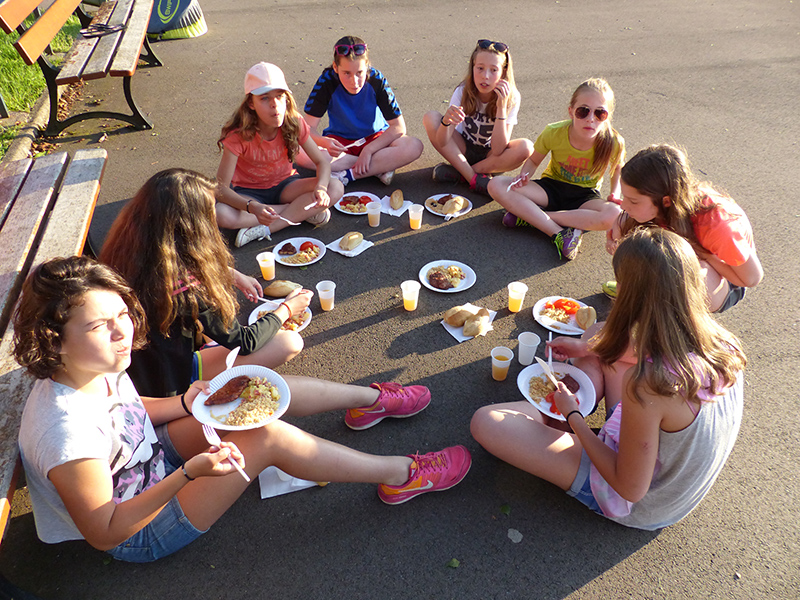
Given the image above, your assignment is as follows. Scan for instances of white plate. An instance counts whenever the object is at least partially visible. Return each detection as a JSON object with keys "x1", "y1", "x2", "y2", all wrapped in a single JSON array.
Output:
[
  {"x1": 532, "y1": 295, "x2": 589, "y2": 336},
  {"x1": 517, "y1": 362, "x2": 596, "y2": 421},
  {"x1": 334, "y1": 191, "x2": 382, "y2": 215},
  {"x1": 418, "y1": 260, "x2": 476, "y2": 293},
  {"x1": 247, "y1": 299, "x2": 312, "y2": 332},
  {"x1": 424, "y1": 194, "x2": 473, "y2": 219},
  {"x1": 192, "y1": 365, "x2": 291, "y2": 431},
  {"x1": 274, "y1": 237, "x2": 326, "y2": 266}
]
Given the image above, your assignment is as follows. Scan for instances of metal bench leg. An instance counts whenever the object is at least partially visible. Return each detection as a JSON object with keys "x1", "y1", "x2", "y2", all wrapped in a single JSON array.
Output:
[{"x1": 140, "y1": 36, "x2": 163, "y2": 68}]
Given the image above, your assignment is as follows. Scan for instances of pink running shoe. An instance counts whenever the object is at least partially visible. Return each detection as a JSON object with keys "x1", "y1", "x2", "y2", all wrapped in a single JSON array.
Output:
[
  {"x1": 345, "y1": 382, "x2": 431, "y2": 430},
  {"x1": 378, "y1": 445, "x2": 472, "y2": 505}
]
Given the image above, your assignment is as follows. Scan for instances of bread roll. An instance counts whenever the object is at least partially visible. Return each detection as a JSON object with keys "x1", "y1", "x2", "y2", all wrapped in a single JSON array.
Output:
[
  {"x1": 575, "y1": 306, "x2": 597, "y2": 330},
  {"x1": 463, "y1": 308, "x2": 491, "y2": 337},
  {"x1": 263, "y1": 280, "x2": 301, "y2": 297},
  {"x1": 443, "y1": 195, "x2": 467, "y2": 215},
  {"x1": 390, "y1": 189, "x2": 404, "y2": 210},
  {"x1": 339, "y1": 231, "x2": 364, "y2": 251},
  {"x1": 444, "y1": 306, "x2": 477, "y2": 327}
]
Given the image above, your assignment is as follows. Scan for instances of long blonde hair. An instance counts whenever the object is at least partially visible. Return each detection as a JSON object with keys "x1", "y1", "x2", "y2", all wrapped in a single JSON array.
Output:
[
  {"x1": 217, "y1": 89, "x2": 303, "y2": 162},
  {"x1": 460, "y1": 41, "x2": 517, "y2": 120},
  {"x1": 100, "y1": 169, "x2": 238, "y2": 337},
  {"x1": 592, "y1": 228, "x2": 745, "y2": 404},
  {"x1": 570, "y1": 78, "x2": 624, "y2": 177}
]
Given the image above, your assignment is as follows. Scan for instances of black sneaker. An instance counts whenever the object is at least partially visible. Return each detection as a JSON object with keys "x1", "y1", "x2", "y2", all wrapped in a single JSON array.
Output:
[
  {"x1": 432, "y1": 163, "x2": 463, "y2": 184},
  {"x1": 471, "y1": 173, "x2": 492, "y2": 196}
]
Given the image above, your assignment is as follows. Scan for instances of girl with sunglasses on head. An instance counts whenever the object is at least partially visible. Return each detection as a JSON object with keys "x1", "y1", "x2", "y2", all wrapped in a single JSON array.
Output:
[
  {"x1": 489, "y1": 78, "x2": 625, "y2": 260},
  {"x1": 215, "y1": 62, "x2": 343, "y2": 248},
  {"x1": 423, "y1": 39, "x2": 533, "y2": 196},
  {"x1": 603, "y1": 144, "x2": 762, "y2": 312},
  {"x1": 14, "y1": 256, "x2": 471, "y2": 562},
  {"x1": 471, "y1": 227, "x2": 745, "y2": 530},
  {"x1": 299, "y1": 35, "x2": 423, "y2": 187}
]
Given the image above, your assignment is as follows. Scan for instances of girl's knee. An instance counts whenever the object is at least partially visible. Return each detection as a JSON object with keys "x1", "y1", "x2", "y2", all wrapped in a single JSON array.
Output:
[
  {"x1": 422, "y1": 110, "x2": 443, "y2": 133},
  {"x1": 470, "y1": 405, "x2": 502, "y2": 444},
  {"x1": 327, "y1": 178, "x2": 344, "y2": 201}
]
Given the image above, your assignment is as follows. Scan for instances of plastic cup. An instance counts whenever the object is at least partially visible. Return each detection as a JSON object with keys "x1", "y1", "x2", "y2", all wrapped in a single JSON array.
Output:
[
  {"x1": 517, "y1": 332, "x2": 541, "y2": 366},
  {"x1": 408, "y1": 204, "x2": 423, "y2": 230},
  {"x1": 491, "y1": 346, "x2": 514, "y2": 381},
  {"x1": 400, "y1": 280, "x2": 421, "y2": 311},
  {"x1": 316, "y1": 280, "x2": 336, "y2": 311},
  {"x1": 256, "y1": 252, "x2": 275, "y2": 280},
  {"x1": 507, "y1": 281, "x2": 529, "y2": 313},
  {"x1": 366, "y1": 202, "x2": 381, "y2": 227}
]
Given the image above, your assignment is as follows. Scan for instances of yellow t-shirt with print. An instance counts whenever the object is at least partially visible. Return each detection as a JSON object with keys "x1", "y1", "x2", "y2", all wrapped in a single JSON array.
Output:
[{"x1": 534, "y1": 120, "x2": 623, "y2": 189}]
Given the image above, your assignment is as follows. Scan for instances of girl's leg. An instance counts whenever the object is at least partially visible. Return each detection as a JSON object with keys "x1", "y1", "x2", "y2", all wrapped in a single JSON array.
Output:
[
  {"x1": 175, "y1": 419, "x2": 413, "y2": 531},
  {"x1": 260, "y1": 177, "x2": 344, "y2": 233},
  {"x1": 280, "y1": 375, "x2": 380, "y2": 416},
  {"x1": 215, "y1": 202, "x2": 260, "y2": 230},
  {"x1": 488, "y1": 178, "x2": 562, "y2": 236},
  {"x1": 471, "y1": 138, "x2": 534, "y2": 175},
  {"x1": 349, "y1": 136, "x2": 424, "y2": 179},
  {"x1": 199, "y1": 331, "x2": 304, "y2": 377},
  {"x1": 423, "y1": 110, "x2": 475, "y2": 182},
  {"x1": 546, "y1": 197, "x2": 622, "y2": 232},
  {"x1": 470, "y1": 401, "x2": 582, "y2": 490}
]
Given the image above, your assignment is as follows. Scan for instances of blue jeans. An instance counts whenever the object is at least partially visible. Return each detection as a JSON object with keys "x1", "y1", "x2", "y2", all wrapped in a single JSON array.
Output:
[
  {"x1": 566, "y1": 450, "x2": 604, "y2": 515},
  {"x1": 105, "y1": 424, "x2": 207, "y2": 562}
]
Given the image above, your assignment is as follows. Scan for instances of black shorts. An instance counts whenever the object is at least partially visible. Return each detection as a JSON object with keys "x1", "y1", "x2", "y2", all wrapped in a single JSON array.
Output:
[
  {"x1": 534, "y1": 177, "x2": 602, "y2": 211},
  {"x1": 714, "y1": 284, "x2": 746, "y2": 313},
  {"x1": 461, "y1": 132, "x2": 491, "y2": 165},
  {"x1": 233, "y1": 174, "x2": 302, "y2": 206}
]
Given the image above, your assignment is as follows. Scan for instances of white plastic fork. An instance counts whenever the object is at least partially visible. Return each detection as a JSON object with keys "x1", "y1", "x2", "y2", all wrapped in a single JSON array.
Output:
[
  {"x1": 201, "y1": 423, "x2": 251, "y2": 482},
  {"x1": 277, "y1": 215, "x2": 301, "y2": 226},
  {"x1": 343, "y1": 137, "x2": 366, "y2": 149}
]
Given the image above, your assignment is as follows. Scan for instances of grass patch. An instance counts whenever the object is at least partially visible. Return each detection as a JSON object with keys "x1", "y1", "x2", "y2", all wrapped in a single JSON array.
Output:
[{"x1": 0, "y1": 122, "x2": 21, "y2": 155}]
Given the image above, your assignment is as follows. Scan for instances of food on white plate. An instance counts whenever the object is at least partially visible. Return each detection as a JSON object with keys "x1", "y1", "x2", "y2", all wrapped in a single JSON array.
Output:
[
  {"x1": 529, "y1": 373, "x2": 581, "y2": 416},
  {"x1": 425, "y1": 194, "x2": 468, "y2": 215},
  {"x1": 390, "y1": 189, "x2": 404, "y2": 210},
  {"x1": 443, "y1": 305, "x2": 478, "y2": 327},
  {"x1": 338, "y1": 194, "x2": 371, "y2": 213},
  {"x1": 282, "y1": 241, "x2": 321, "y2": 264},
  {"x1": 462, "y1": 307, "x2": 491, "y2": 337},
  {"x1": 219, "y1": 377, "x2": 281, "y2": 427},
  {"x1": 263, "y1": 280, "x2": 301, "y2": 297},
  {"x1": 257, "y1": 308, "x2": 307, "y2": 331},
  {"x1": 278, "y1": 242, "x2": 296, "y2": 255},
  {"x1": 540, "y1": 297, "x2": 583, "y2": 324},
  {"x1": 575, "y1": 306, "x2": 597, "y2": 330},
  {"x1": 427, "y1": 264, "x2": 465, "y2": 290},
  {"x1": 205, "y1": 375, "x2": 250, "y2": 406},
  {"x1": 339, "y1": 231, "x2": 364, "y2": 251}
]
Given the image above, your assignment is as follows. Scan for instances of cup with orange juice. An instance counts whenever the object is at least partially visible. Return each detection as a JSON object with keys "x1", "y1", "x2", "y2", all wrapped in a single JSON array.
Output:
[
  {"x1": 366, "y1": 202, "x2": 381, "y2": 227},
  {"x1": 256, "y1": 252, "x2": 275, "y2": 280},
  {"x1": 400, "y1": 280, "x2": 421, "y2": 311},
  {"x1": 491, "y1": 346, "x2": 514, "y2": 381},
  {"x1": 316, "y1": 280, "x2": 336, "y2": 311},
  {"x1": 408, "y1": 204, "x2": 423, "y2": 230},
  {"x1": 507, "y1": 281, "x2": 528, "y2": 313}
]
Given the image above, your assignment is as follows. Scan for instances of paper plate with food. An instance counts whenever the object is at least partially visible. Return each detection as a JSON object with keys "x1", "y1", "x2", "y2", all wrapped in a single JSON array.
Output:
[
  {"x1": 334, "y1": 192, "x2": 381, "y2": 215},
  {"x1": 274, "y1": 238, "x2": 325, "y2": 266},
  {"x1": 326, "y1": 231, "x2": 374, "y2": 257},
  {"x1": 517, "y1": 362, "x2": 596, "y2": 421},
  {"x1": 424, "y1": 194, "x2": 473, "y2": 219},
  {"x1": 533, "y1": 296, "x2": 596, "y2": 335},
  {"x1": 192, "y1": 365, "x2": 291, "y2": 431},
  {"x1": 418, "y1": 260, "x2": 476, "y2": 293},
  {"x1": 248, "y1": 299, "x2": 312, "y2": 332}
]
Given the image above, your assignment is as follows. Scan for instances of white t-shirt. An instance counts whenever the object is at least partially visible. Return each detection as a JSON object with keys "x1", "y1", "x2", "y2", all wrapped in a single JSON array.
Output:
[
  {"x1": 18, "y1": 373, "x2": 166, "y2": 543},
  {"x1": 449, "y1": 83, "x2": 521, "y2": 148}
]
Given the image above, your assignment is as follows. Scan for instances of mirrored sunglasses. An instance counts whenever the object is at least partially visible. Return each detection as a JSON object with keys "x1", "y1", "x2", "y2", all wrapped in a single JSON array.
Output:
[
  {"x1": 574, "y1": 106, "x2": 609, "y2": 122},
  {"x1": 334, "y1": 43, "x2": 368, "y2": 57},
  {"x1": 477, "y1": 39, "x2": 508, "y2": 53}
]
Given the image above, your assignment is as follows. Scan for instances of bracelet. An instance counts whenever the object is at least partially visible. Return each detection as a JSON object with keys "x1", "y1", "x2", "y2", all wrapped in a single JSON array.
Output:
[
  {"x1": 245, "y1": 199, "x2": 252, "y2": 213},
  {"x1": 566, "y1": 410, "x2": 583, "y2": 423},
  {"x1": 279, "y1": 302, "x2": 293, "y2": 318},
  {"x1": 181, "y1": 463, "x2": 195, "y2": 481},
  {"x1": 440, "y1": 116, "x2": 451, "y2": 127},
  {"x1": 496, "y1": 117, "x2": 506, "y2": 120},
  {"x1": 180, "y1": 393, "x2": 192, "y2": 415}
]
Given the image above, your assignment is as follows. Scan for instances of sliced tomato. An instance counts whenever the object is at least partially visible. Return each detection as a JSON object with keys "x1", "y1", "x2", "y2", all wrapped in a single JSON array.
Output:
[
  {"x1": 359, "y1": 196, "x2": 372, "y2": 205},
  {"x1": 544, "y1": 391, "x2": 562, "y2": 416},
  {"x1": 553, "y1": 298, "x2": 581, "y2": 314},
  {"x1": 299, "y1": 241, "x2": 316, "y2": 252}
]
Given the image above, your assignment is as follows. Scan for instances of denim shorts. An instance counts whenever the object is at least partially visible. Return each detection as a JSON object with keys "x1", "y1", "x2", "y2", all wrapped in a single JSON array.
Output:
[
  {"x1": 715, "y1": 284, "x2": 745, "y2": 313},
  {"x1": 105, "y1": 424, "x2": 207, "y2": 562},
  {"x1": 535, "y1": 177, "x2": 602, "y2": 211},
  {"x1": 566, "y1": 450, "x2": 604, "y2": 515},
  {"x1": 234, "y1": 174, "x2": 302, "y2": 205}
]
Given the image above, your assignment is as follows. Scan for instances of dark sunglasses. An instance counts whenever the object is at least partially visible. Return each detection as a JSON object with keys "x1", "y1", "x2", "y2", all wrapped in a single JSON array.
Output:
[
  {"x1": 334, "y1": 43, "x2": 368, "y2": 57},
  {"x1": 574, "y1": 106, "x2": 609, "y2": 121},
  {"x1": 477, "y1": 39, "x2": 508, "y2": 53}
]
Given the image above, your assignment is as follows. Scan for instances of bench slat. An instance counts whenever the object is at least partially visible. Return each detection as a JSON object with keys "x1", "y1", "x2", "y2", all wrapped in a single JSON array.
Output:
[
  {"x1": 0, "y1": 157, "x2": 32, "y2": 230},
  {"x1": 55, "y1": 0, "x2": 117, "y2": 84},
  {"x1": 0, "y1": 0, "x2": 46, "y2": 34},
  {"x1": 82, "y1": 0, "x2": 133, "y2": 80},
  {"x1": 11, "y1": 0, "x2": 82, "y2": 65},
  {"x1": 0, "y1": 152, "x2": 68, "y2": 333},
  {"x1": 109, "y1": 0, "x2": 150, "y2": 76}
]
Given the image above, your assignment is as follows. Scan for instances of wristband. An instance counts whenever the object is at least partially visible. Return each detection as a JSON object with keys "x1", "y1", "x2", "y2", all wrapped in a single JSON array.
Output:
[
  {"x1": 180, "y1": 393, "x2": 192, "y2": 415},
  {"x1": 496, "y1": 117, "x2": 506, "y2": 120},
  {"x1": 279, "y1": 302, "x2": 293, "y2": 318},
  {"x1": 566, "y1": 410, "x2": 583, "y2": 423},
  {"x1": 181, "y1": 463, "x2": 195, "y2": 481},
  {"x1": 245, "y1": 199, "x2": 252, "y2": 213},
  {"x1": 440, "y1": 116, "x2": 451, "y2": 127}
]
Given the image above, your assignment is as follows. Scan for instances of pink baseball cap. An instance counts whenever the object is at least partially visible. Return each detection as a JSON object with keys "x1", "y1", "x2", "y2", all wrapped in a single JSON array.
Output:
[{"x1": 244, "y1": 62, "x2": 290, "y2": 96}]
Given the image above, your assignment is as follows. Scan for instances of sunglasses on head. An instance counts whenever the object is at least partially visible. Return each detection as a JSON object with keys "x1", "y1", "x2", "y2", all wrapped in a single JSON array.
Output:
[
  {"x1": 476, "y1": 39, "x2": 508, "y2": 53},
  {"x1": 334, "y1": 43, "x2": 368, "y2": 57},
  {"x1": 574, "y1": 106, "x2": 609, "y2": 121}
]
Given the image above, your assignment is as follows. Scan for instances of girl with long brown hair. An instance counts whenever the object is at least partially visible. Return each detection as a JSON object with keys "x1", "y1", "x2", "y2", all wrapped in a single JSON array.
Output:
[
  {"x1": 423, "y1": 39, "x2": 533, "y2": 196},
  {"x1": 489, "y1": 78, "x2": 625, "y2": 260},
  {"x1": 471, "y1": 228, "x2": 745, "y2": 530}
]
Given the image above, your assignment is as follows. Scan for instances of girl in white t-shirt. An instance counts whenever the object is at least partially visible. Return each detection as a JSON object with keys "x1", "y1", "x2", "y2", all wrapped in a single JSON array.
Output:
[{"x1": 423, "y1": 39, "x2": 533, "y2": 196}]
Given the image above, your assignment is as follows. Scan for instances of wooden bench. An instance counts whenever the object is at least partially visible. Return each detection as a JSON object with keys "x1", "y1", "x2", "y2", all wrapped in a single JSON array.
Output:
[
  {"x1": 0, "y1": 148, "x2": 106, "y2": 599},
  {"x1": 0, "y1": 0, "x2": 162, "y2": 137}
]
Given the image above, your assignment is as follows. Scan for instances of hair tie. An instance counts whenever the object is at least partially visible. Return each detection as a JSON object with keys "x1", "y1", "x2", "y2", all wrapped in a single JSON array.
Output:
[
  {"x1": 566, "y1": 410, "x2": 583, "y2": 422},
  {"x1": 180, "y1": 393, "x2": 192, "y2": 415},
  {"x1": 181, "y1": 463, "x2": 195, "y2": 481},
  {"x1": 280, "y1": 302, "x2": 293, "y2": 318}
]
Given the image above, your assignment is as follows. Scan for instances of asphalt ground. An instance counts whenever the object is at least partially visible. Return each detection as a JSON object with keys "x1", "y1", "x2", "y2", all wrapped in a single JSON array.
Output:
[{"x1": 1, "y1": 1, "x2": 799, "y2": 598}]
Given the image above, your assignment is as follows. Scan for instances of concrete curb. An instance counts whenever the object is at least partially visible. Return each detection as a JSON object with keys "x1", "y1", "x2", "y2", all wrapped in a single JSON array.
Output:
[{"x1": 3, "y1": 86, "x2": 61, "y2": 163}]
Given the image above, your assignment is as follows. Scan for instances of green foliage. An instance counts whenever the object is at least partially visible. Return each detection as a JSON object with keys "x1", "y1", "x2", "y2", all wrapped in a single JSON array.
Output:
[{"x1": 0, "y1": 123, "x2": 21, "y2": 155}]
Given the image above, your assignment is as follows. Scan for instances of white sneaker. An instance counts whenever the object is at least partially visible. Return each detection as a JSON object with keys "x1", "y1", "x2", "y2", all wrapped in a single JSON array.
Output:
[
  {"x1": 377, "y1": 170, "x2": 395, "y2": 186},
  {"x1": 305, "y1": 208, "x2": 331, "y2": 226},
  {"x1": 235, "y1": 225, "x2": 270, "y2": 247},
  {"x1": 331, "y1": 170, "x2": 352, "y2": 186}
]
